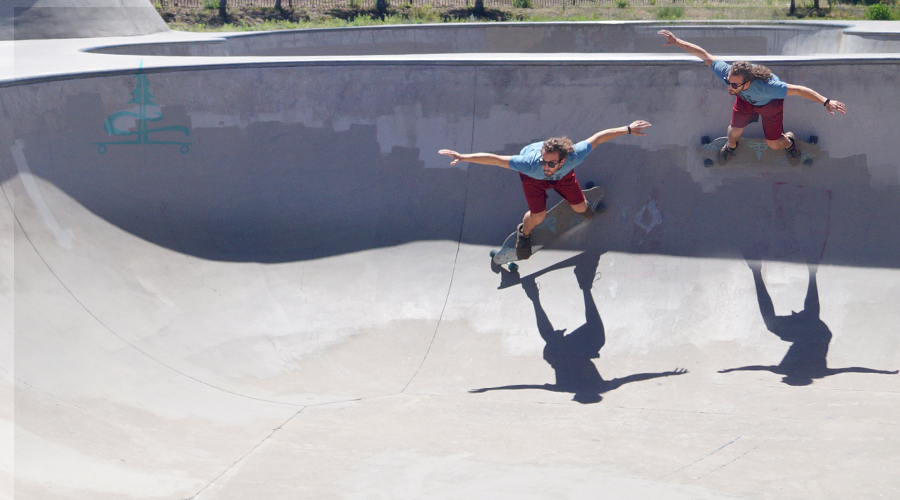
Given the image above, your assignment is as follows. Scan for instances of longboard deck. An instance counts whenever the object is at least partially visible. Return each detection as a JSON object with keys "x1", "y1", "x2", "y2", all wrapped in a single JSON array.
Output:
[
  {"x1": 491, "y1": 186, "x2": 606, "y2": 267},
  {"x1": 698, "y1": 135, "x2": 820, "y2": 168}
]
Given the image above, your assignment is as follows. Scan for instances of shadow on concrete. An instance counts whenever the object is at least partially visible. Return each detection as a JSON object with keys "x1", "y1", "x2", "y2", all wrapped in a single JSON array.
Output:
[
  {"x1": 719, "y1": 260, "x2": 898, "y2": 386},
  {"x1": 472, "y1": 251, "x2": 688, "y2": 404},
  {"x1": 5, "y1": 68, "x2": 900, "y2": 269}
]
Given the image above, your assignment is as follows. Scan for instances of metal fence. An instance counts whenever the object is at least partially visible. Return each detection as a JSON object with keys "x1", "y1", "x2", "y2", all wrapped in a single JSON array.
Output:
[{"x1": 156, "y1": 0, "x2": 713, "y2": 9}]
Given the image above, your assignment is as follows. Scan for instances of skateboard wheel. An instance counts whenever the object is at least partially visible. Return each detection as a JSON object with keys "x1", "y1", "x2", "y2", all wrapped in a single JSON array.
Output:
[
  {"x1": 584, "y1": 181, "x2": 595, "y2": 189},
  {"x1": 508, "y1": 263, "x2": 519, "y2": 273},
  {"x1": 703, "y1": 158, "x2": 714, "y2": 168},
  {"x1": 489, "y1": 249, "x2": 497, "y2": 258},
  {"x1": 701, "y1": 136, "x2": 711, "y2": 145}
]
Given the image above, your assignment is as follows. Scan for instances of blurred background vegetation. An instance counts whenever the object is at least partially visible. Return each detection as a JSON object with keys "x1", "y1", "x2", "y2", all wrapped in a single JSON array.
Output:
[{"x1": 153, "y1": 0, "x2": 899, "y2": 31}]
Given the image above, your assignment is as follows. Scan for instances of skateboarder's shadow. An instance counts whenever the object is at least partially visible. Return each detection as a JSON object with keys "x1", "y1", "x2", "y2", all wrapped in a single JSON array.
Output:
[
  {"x1": 472, "y1": 251, "x2": 687, "y2": 404},
  {"x1": 720, "y1": 261, "x2": 897, "y2": 385}
]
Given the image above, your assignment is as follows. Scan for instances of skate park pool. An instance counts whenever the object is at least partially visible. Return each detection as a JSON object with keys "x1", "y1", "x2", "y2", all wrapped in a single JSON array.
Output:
[
  {"x1": 83, "y1": 22, "x2": 900, "y2": 57},
  {"x1": 1, "y1": 17, "x2": 899, "y2": 500}
]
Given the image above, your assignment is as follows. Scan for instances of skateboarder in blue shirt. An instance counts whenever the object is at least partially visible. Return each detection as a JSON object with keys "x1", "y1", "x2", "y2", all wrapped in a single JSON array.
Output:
[
  {"x1": 658, "y1": 30, "x2": 846, "y2": 165},
  {"x1": 439, "y1": 119, "x2": 651, "y2": 259}
]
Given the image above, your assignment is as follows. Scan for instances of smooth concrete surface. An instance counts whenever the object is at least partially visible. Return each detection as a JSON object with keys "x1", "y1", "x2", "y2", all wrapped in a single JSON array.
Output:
[
  {"x1": 0, "y1": 0, "x2": 168, "y2": 41},
  {"x1": 83, "y1": 21, "x2": 900, "y2": 57},
  {"x1": 1, "y1": 21, "x2": 899, "y2": 500}
]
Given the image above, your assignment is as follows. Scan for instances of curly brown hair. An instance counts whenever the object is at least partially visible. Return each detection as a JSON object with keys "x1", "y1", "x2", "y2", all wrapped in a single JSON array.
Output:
[
  {"x1": 542, "y1": 137, "x2": 575, "y2": 159},
  {"x1": 729, "y1": 61, "x2": 774, "y2": 83}
]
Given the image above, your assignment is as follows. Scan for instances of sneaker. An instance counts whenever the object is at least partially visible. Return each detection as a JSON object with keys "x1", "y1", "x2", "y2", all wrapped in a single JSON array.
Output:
[
  {"x1": 784, "y1": 131, "x2": 802, "y2": 166},
  {"x1": 717, "y1": 141, "x2": 738, "y2": 165},
  {"x1": 580, "y1": 203, "x2": 596, "y2": 220},
  {"x1": 580, "y1": 201, "x2": 608, "y2": 219},
  {"x1": 515, "y1": 223, "x2": 532, "y2": 260}
]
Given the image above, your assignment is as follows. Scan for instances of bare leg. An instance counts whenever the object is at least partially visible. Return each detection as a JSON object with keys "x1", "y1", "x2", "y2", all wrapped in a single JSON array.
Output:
[
  {"x1": 727, "y1": 125, "x2": 744, "y2": 148},
  {"x1": 522, "y1": 210, "x2": 546, "y2": 235},
  {"x1": 766, "y1": 133, "x2": 794, "y2": 151}
]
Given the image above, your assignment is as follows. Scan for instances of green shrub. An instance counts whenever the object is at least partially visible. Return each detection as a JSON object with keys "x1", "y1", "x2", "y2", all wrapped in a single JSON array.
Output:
[
  {"x1": 512, "y1": 0, "x2": 533, "y2": 8},
  {"x1": 202, "y1": 0, "x2": 219, "y2": 9},
  {"x1": 865, "y1": 3, "x2": 895, "y2": 18},
  {"x1": 656, "y1": 5, "x2": 684, "y2": 18},
  {"x1": 408, "y1": 5, "x2": 440, "y2": 20},
  {"x1": 615, "y1": 0, "x2": 629, "y2": 7}
]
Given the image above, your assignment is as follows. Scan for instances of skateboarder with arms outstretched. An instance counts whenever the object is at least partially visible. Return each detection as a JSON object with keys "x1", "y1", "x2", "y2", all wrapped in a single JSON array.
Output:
[
  {"x1": 439, "y1": 120, "x2": 651, "y2": 259},
  {"x1": 657, "y1": 30, "x2": 846, "y2": 165}
]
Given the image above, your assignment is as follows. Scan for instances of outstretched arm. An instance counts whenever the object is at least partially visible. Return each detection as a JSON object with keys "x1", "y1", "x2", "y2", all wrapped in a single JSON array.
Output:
[
  {"x1": 658, "y1": 30, "x2": 715, "y2": 66},
  {"x1": 584, "y1": 120, "x2": 652, "y2": 148},
  {"x1": 603, "y1": 368, "x2": 689, "y2": 392},
  {"x1": 827, "y1": 367, "x2": 899, "y2": 376},
  {"x1": 719, "y1": 365, "x2": 777, "y2": 374},
  {"x1": 438, "y1": 149, "x2": 511, "y2": 168},
  {"x1": 786, "y1": 84, "x2": 847, "y2": 115}
]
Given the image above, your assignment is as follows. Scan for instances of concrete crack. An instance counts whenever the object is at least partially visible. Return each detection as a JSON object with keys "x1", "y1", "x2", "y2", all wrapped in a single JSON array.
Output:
[{"x1": 187, "y1": 408, "x2": 306, "y2": 500}]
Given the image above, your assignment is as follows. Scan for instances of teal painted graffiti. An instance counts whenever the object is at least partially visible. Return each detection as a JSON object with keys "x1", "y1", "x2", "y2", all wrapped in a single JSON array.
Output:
[
  {"x1": 748, "y1": 141, "x2": 768, "y2": 160},
  {"x1": 95, "y1": 64, "x2": 191, "y2": 154}
]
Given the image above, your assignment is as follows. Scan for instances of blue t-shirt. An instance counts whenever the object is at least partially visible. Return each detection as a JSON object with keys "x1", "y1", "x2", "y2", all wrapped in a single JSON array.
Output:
[
  {"x1": 711, "y1": 60, "x2": 788, "y2": 106},
  {"x1": 509, "y1": 140, "x2": 593, "y2": 181}
]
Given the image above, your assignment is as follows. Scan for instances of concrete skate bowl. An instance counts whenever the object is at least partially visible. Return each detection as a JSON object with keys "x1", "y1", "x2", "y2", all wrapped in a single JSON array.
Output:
[
  {"x1": 0, "y1": 0, "x2": 168, "y2": 40},
  {"x1": 83, "y1": 21, "x2": 900, "y2": 56},
  {"x1": 2, "y1": 21, "x2": 899, "y2": 500}
]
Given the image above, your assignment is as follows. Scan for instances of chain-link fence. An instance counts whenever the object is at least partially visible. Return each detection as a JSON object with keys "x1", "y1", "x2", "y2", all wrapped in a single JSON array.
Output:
[{"x1": 155, "y1": 0, "x2": 710, "y2": 9}]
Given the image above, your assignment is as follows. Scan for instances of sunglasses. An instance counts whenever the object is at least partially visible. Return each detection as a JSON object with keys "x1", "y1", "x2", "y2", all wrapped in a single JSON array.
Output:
[
  {"x1": 723, "y1": 75, "x2": 748, "y2": 90},
  {"x1": 539, "y1": 159, "x2": 562, "y2": 169}
]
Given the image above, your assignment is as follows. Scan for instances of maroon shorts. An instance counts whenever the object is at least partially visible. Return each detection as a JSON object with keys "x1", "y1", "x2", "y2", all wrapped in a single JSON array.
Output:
[
  {"x1": 731, "y1": 97, "x2": 784, "y2": 141},
  {"x1": 519, "y1": 171, "x2": 586, "y2": 214}
]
